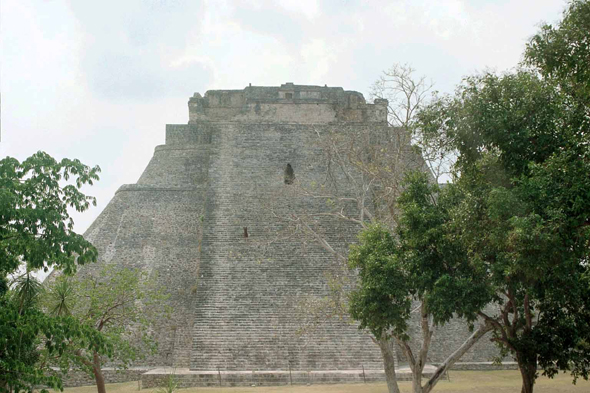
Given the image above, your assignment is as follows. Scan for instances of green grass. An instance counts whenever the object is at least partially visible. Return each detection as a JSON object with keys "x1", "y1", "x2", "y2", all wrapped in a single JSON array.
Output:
[{"x1": 62, "y1": 370, "x2": 590, "y2": 393}]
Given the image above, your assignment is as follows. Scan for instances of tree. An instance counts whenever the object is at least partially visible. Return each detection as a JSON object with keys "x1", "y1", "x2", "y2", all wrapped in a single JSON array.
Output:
[
  {"x1": 0, "y1": 278, "x2": 106, "y2": 393},
  {"x1": 418, "y1": 73, "x2": 590, "y2": 393},
  {"x1": 0, "y1": 152, "x2": 99, "y2": 280},
  {"x1": 347, "y1": 226, "x2": 410, "y2": 393},
  {"x1": 371, "y1": 64, "x2": 453, "y2": 182},
  {"x1": 525, "y1": 0, "x2": 590, "y2": 104},
  {"x1": 44, "y1": 266, "x2": 170, "y2": 393},
  {"x1": 0, "y1": 151, "x2": 102, "y2": 392},
  {"x1": 348, "y1": 182, "x2": 494, "y2": 393},
  {"x1": 410, "y1": 3, "x2": 590, "y2": 389}
]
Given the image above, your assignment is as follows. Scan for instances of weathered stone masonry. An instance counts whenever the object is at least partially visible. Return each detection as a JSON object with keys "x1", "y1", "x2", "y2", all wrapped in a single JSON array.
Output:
[{"x1": 66, "y1": 84, "x2": 500, "y2": 386}]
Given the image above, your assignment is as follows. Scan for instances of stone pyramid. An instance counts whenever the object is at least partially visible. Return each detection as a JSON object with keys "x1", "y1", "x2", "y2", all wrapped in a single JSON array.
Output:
[{"x1": 75, "y1": 84, "x2": 499, "y2": 385}]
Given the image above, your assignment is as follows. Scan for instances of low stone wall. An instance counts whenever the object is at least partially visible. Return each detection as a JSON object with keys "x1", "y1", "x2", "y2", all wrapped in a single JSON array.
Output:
[
  {"x1": 59, "y1": 367, "x2": 150, "y2": 387},
  {"x1": 140, "y1": 368, "x2": 415, "y2": 389},
  {"x1": 60, "y1": 362, "x2": 518, "y2": 388},
  {"x1": 445, "y1": 362, "x2": 519, "y2": 371}
]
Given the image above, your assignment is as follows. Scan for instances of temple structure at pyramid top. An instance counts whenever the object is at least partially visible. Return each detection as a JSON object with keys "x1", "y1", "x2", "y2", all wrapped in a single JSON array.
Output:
[{"x1": 188, "y1": 83, "x2": 389, "y2": 123}]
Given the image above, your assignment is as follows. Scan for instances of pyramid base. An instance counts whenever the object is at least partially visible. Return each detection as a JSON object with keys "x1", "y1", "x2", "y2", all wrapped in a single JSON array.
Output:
[{"x1": 140, "y1": 367, "x2": 439, "y2": 389}]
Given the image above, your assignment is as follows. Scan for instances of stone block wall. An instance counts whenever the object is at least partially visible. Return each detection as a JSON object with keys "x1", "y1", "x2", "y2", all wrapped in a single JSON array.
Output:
[
  {"x1": 190, "y1": 122, "x2": 387, "y2": 371},
  {"x1": 59, "y1": 368, "x2": 148, "y2": 388},
  {"x1": 140, "y1": 369, "x2": 407, "y2": 389},
  {"x1": 74, "y1": 128, "x2": 211, "y2": 367}
]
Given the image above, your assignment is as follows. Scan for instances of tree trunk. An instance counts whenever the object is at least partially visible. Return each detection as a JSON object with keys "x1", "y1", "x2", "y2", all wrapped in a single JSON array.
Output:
[
  {"x1": 516, "y1": 352, "x2": 537, "y2": 393},
  {"x1": 412, "y1": 367, "x2": 424, "y2": 393},
  {"x1": 395, "y1": 337, "x2": 421, "y2": 393},
  {"x1": 92, "y1": 352, "x2": 107, "y2": 393},
  {"x1": 377, "y1": 336, "x2": 401, "y2": 393},
  {"x1": 411, "y1": 301, "x2": 432, "y2": 393}
]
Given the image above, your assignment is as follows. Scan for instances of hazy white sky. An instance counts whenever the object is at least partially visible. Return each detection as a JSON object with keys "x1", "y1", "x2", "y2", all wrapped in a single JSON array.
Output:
[{"x1": 1, "y1": 0, "x2": 568, "y2": 235}]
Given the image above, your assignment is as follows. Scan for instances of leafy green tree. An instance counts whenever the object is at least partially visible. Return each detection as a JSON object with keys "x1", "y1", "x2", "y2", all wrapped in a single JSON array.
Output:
[
  {"x1": 440, "y1": 72, "x2": 590, "y2": 393},
  {"x1": 45, "y1": 266, "x2": 170, "y2": 393},
  {"x1": 0, "y1": 286, "x2": 106, "y2": 393},
  {"x1": 11, "y1": 272, "x2": 44, "y2": 312},
  {"x1": 0, "y1": 152, "x2": 102, "y2": 392},
  {"x1": 351, "y1": 4, "x2": 590, "y2": 393},
  {"x1": 409, "y1": 3, "x2": 590, "y2": 390},
  {"x1": 0, "y1": 272, "x2": 47, "y2": 392},
  {"x1": 0, "y1": 152, "x2": 99, "y2": 280},
  {"x1": 348, "y1": 225, "x2": 411, "y2": 393},
  {"x1": 349, "y1": 183, "x2": 494, "y2": 393},
  {"x1": 525, "y1": 0, "x2": 590, "y2": 104}
]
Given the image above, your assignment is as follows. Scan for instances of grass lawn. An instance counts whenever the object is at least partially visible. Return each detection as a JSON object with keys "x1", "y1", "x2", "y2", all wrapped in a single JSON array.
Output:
[{"x1": 63, "y1": 370, "x2": 590, "y2": 393}]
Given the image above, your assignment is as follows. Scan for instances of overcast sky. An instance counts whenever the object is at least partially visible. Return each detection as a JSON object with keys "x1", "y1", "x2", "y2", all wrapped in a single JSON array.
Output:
[{"x1": 1, "y1": 0, "x2": 569, "y2": 235}]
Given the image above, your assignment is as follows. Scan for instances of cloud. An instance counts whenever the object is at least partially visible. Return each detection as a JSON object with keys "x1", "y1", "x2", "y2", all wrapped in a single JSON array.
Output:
[
  {"x1": 277, "y1": 0, "x2": 320, "y2": 20},
  {"x1": 82, "y1": 49, "x2": 212, "y2": 100},
  {"x1": 66, "y1": 0, "x2": 212, "y2": 101},
  {"x1": 300, "y1": 39, "x2": 334, "y2": 83},
  {"x1": 230, "y1": 3, "x2": 307, "y2": 46}
]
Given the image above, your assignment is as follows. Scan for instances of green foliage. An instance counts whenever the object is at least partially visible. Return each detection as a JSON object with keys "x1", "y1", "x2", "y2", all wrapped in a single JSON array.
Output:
[
  {"x1": 347, "y1": 174, "x2": 494, "y2": 342},
  {"x1": 0, "y1": 152, "x2": 101, "y2": 392},
  {"x1": 11, "y1": 272, "x2": 44, "y2": 312},
  {"x1": 348, "y1": 224, "x2": 412, "y2": 339},
  {"x1": 408, "y1": 2, "x2": 590, "y2": 390},
  {"x1": 0, "y1": 284, "x2": 107, "y2": 393},
  {"x1": 397, "y1": 173, "x2": 494, "y2": 325},
  {"x1": 47, "y1": 275, "x2": 75, "y2": 317},
  {"x1": 0, "y1": 151, "x2": 100, "y2": 281},
  {"x1": 349, "y1": 4, "x2": 590, "y2": 392},
  {"x1": 525, "y1": 0, "x2": 590, "y2": 103},
  {"x1": 44, "y1": 266, "x2": 170, "y2": 378},
  {"x1": 156, "y1": 373, "x2": 179, "y2": 393},
  {"x1": 417, "y1": 72, "x2": 567, "y2": 178}
]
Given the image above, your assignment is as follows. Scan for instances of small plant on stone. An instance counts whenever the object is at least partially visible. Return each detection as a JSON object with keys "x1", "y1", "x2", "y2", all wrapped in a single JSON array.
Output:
[{"x1": 156, "y1": 373, "x2": 179, "y2": 393}]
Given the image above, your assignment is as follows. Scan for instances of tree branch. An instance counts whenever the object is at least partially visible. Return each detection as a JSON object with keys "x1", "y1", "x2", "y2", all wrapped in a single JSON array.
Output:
[{"x1": 422, "y1": 322, "x2": 493, "y2": 393}]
